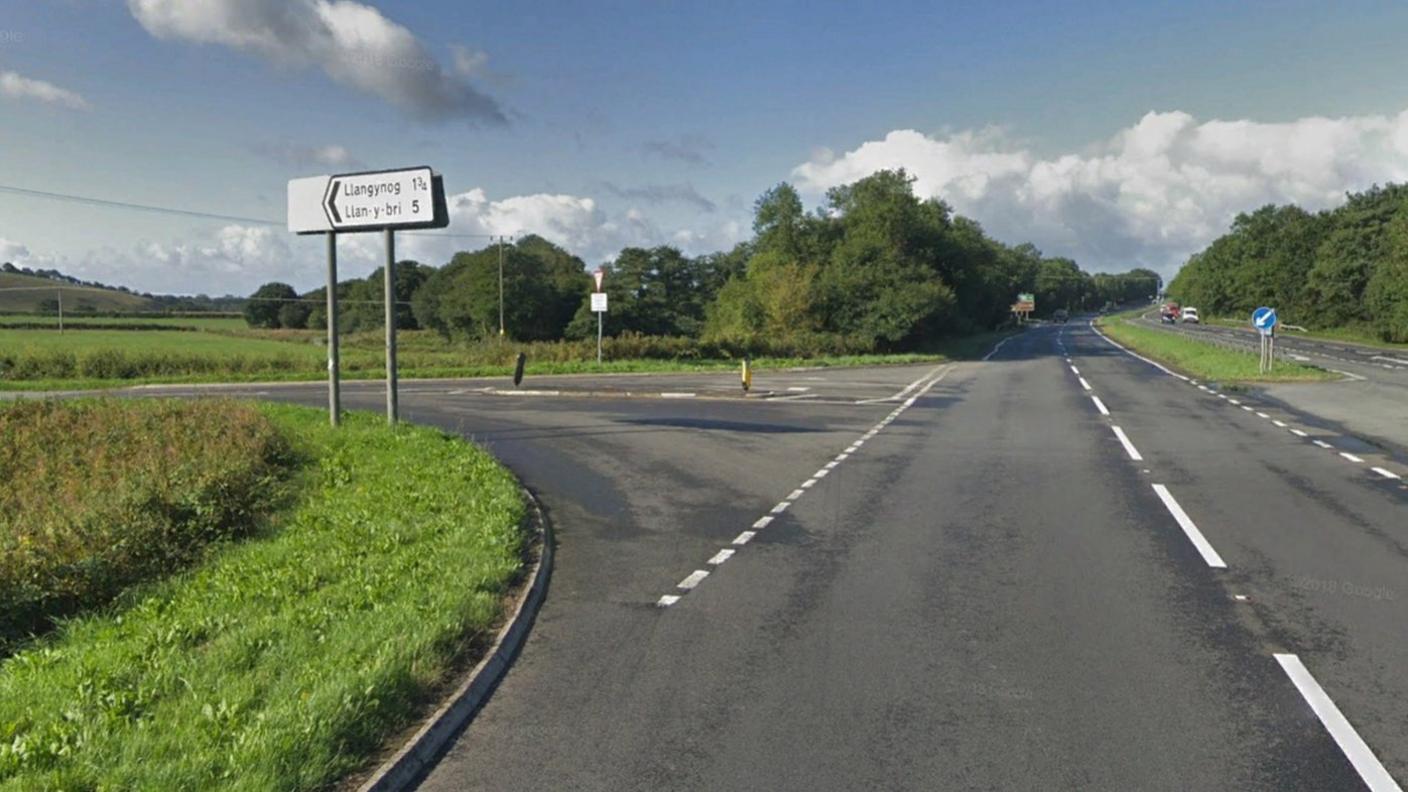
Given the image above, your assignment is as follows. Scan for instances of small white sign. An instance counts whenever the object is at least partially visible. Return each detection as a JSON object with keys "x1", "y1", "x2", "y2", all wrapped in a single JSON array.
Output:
[
  {"x1": 593, "y1": 269, "x2": 605, "y2": 291},
  {"x1": 591, "y1": 292, "x2": 608, "y2": 313},
  {"x1": 288, "y1": 166, "x2": 445, "y2": 234}
]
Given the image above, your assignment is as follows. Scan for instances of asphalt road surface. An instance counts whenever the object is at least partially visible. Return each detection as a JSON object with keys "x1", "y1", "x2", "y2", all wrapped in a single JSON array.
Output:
[{"x1": 23, "y1": 329, "x2": 1408, "y2": 790}]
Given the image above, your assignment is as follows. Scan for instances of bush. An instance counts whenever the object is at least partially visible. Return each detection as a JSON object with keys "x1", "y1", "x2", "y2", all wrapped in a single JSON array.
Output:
[{"x1": 0, "y1": 400, "x2": 293, "y2": 648}]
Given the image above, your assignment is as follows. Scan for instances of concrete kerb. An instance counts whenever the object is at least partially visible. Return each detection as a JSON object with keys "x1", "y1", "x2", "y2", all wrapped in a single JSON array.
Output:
[{"x1": 356, "y1": 487, "x2": 554, "y2": 792}]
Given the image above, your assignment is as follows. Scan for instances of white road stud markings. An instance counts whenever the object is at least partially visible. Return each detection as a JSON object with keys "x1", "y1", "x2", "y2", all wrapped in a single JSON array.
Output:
[
  {"x1": 1274, "y1": 654, "x2": 1403, "y2": 792},
  {"x1": 1152, "y1": 484, "x2": 1227, "y2": 568},
  {"x1": 1111, "y1": 426, "x2": 1144, "y2": 461},
  {"x1": 752, "y1": 516, "x2": 773, "y2": 529},
  {"x1": 707, "y1": 549, "x2": 735, "y2": 566},
  {"x1": 1078, "y1": 377, "x2": 1093, "y2": 391},
  {"x1": 1372, "y1": 467, "x2": 1402, "y2": 480},
  {"x1": 1340, "y1": 452, "x2": 1365, "y2": 463},
  {"x1": 1090, "y1": 395, "x2": 1110, "y2": 416},
  {"x1": 733, "y1": 531, "x2": 756, "y2": 545},
  {"x1": 678, "y1": 570, "x2": 710, "y2": 590}
]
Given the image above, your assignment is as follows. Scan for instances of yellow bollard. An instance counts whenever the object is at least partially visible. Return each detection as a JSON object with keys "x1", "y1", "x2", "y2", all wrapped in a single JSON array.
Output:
[{"x1": 741, "y1": 357, "x2": 752, "y2": 393}]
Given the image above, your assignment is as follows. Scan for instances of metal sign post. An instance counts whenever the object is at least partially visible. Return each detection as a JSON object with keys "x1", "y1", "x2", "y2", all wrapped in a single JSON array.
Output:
[
  {"x1": 592, "y1": 269, "x2": 606, "y2": 364},
  {"x1": 289, "y1": 166, "x2": 447, "y2": 426},
  {"x1": 1252, "y1": 307, "x2": 1278, "y2": 374}
]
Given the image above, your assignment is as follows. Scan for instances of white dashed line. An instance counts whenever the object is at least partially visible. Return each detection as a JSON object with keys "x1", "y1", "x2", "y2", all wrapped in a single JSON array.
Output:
[
  {"x1": 814, "y1": 468, "x2": 830, "y2": 479},
  {"x1": 733, "y1": 531, "x2": 755, "y2": 545},
  {"x1": 1340, "y1": 452, "x2": 1365, "y2": 463},
  {"x1": 1090, "y1": 395, "x2": 1110, "y2": 416},
  {"x1": 1228, "y1": 398, "x2": 1241, "y2": 405},
  {"x1": 1070, "y1": 365, "x2": 1081, "y2": 375},
  {"x1": 677, "y1": 570, "x2": 710, "y2": 590},
  {"x1": 656, "y1": 594, "x2": 681, "y2": 607},
  {"x1": 1291, "y1": 429, "x2": 1308, "y2": 438},
  {"x1": 1314, "y1": 440, "x2": 1335, "y2": 449},
  {"x1": 1111, "y1": 426, "x2": 1144, "y2": 461},
  {"x1": 1372, "y1": 467, "x2": 1401, "y2": 480},
  {"x1": 1242, "y1": 405, "x2": 1255, "y2": 412},
  {"x1": 1274, "y1": 654, "x2": 1402, "y2": 792},
  {"x1": 771, "y1": 501, "x2": 791, "y2": 514},
  {"x1": 835, "y1": 453, "x2": 850, "y2": 461},
  {"x1": 1152, "y1": 484, "x2": 1227, "y2": 568},
  {"x1": 707, "y1": 549, "x2": 735, "y2": 566},
  {"x1": 1255, "y1": 411, "x2": 1271, "y2": 419},
  {"x1": 752, "y1": 516, "x2": 773, "y2": 529},
  {"x1": 824, "y1": 460, "x2": 839, "y2": 470},
  {"x1": 1272, "y1": 420, "x2": 1288, "y2": 428},
  {"x1": 1078, "y1": 377, "x2": 1092, "y2": 391},
  {"x1": 786, "y1": 489, "x2": 805, "y2": 500},
  {"x1": 800, "y1": 479, "x2": 818, "y2": 489},
  {"x1": 660, "y1": 392, "x2": 696, "y2": 399}
]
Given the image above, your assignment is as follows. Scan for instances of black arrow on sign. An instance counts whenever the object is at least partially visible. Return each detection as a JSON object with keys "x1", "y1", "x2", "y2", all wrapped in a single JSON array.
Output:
[{"x1": 323, "y1": 179, "x2": 342, "y2": 226}]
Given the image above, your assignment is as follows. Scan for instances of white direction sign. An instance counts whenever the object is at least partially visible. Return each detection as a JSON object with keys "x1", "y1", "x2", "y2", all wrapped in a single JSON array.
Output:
[
  {"x1": 591, "y1": 292, "x2": 609, "y2": 313},
  {"x1": 593, "y1": 268, "x2": 605, "y2": 291},
  {"x1": 288, "y1": 166, "x2": 447, "y2": 234}
]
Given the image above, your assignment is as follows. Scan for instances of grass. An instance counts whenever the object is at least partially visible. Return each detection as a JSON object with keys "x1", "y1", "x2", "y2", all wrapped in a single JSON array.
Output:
[
  {"x1": 0, "y1": 325, "x2": 1019, "y2": 391},
  {"x1": 0, "y1": 314, "x2": 246, "y2": 331},
  {"x1": 0, "y1": 401, "x2": 525, "y2": 791},
  {"x1": 0, "y1": 273, "x2": 153, "y2": 313},
  {"x1": 0, "y1": 400, "x2": 292, "y2": 650},
  {"x1": 1097, "y1": 316, "x2": 1336, "y2": 383}
]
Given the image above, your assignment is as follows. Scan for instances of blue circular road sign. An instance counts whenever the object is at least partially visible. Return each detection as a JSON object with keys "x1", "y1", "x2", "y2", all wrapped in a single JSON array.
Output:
[{"x1": 1252, "y1": 306, "x2": 1277, "y2": 334}]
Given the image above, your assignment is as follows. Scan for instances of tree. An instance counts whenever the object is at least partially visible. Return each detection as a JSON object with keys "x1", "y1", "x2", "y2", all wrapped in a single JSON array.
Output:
[{"x1": 244, "y1": 282, "x2": 297, "y2": 328}]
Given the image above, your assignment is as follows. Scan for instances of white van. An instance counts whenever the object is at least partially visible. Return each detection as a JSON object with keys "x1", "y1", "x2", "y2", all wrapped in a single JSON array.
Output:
[{"x1": 1180, "y1": 307, "x2": 1200, "y2": 323}]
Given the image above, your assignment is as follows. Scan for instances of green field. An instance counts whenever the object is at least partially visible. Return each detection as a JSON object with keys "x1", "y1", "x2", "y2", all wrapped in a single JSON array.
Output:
[
  {"x1": 0, "y1": 273, "x2": 154, "y2": 313},
  {"x1": 0, "y1": 314, "x2": 245, "y2": 331},
  {"x1": 0, "y1": 400, "x2": 525, "y2": 790},
  {"x1": 0, "y1": 322, "x2": 1013, "y2": 390},
  {"x1": 1098, "y1": 316, "x2": 1335, "y2": 384}
]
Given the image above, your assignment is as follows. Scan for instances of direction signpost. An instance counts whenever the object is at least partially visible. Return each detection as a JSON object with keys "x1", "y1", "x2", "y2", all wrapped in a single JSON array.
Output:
[
  {"x1": 289, "y1": 167, "x2": 448, "y2": 425},
  {"x1": 591, "y1": 269, "x2": 607, "y2": 364},
  {"x1": 1011, "y1": 292, "x2": 1036, "y2": 323},
  {"x1": 1252, "y1": 306, "x2": 1278, "y2": 373}
]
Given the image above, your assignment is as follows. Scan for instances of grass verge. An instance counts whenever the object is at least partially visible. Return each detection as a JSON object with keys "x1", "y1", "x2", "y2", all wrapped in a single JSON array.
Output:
[
  {"x1": 1204, "y1": 316, "x2": 1408, "y2": 353},
  {"x1": 1097, "y1": 316, "x2": 1335, "y2": 383},
  {"x1": 0, "y1": 402, "x2": 525, "y2": 791}
]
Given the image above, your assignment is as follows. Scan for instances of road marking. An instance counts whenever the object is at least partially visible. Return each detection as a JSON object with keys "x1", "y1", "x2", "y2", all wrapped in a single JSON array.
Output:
[
  {"x1": 1233, "y1": 594, "x2": 1249, "y2": 601},
  {"x1": 771, "y1": 501, "x2": 791, "y2": 514},
  {"x1": 1242, "y1": 405, "x2": 1254, "y2": 412},
  {"x1": 982, "y1": 335, "x2": 1016, "y2": 361},
  {"x1": 1274, "y1": 654, "x2": 1402, "y2": 792},
  {"x1": 1152, "y1": 484, "x2": 1227, "y2": 568},
  {"x1": 1070, "y1": 365, "x2": 1080, "y2": 374},
  {"x1": 1090, "y1": 395, "x2": 1110, "y2": 415},
  {"x1": 1372, "y1": 467, "x2": 1401, "y2": 480},
  {"x1": 1330, "y1": 369, "x2": 1367, "y2": 381},
  {"x1": 1228, "y1": 398, "x2": 1241, "y2": 405},
  {"x1": 657, "y1": 594, "x2": 681, "y2": 607},
  {"x1": 752, "y1": 516, "x2": 773, "y2": 529},
  {"x1": 1314, "y1": 440, "x2": 1335, "y2": 449},
  {"x1": 1290, "y1": 429, "x2": 1308, "y2": 437},
  {"x1": 1111, "y1": 426, "x2": 1144, "y2": 461},
  {"x1": 800, "y1": 478, "x2": 817, "y2": 489},
  {"x1": 1272, "y1": 420, "x2": 1288, "y2": 428},
  {"x1": 786, "y1": 386, "x2": 811, "y2": 392},
  {"x1": 1372, "y1": 355, "x2": 1408, "y2": 366},
  {"x1": 733, "y1": 531, "x2": 756, "y2": 545},
  {"x1": 860, "y1": 364, "x2": 948, "y2": 403},
  {"x1": 846, "y1": 444, "x2": 860, "y2": 453},
  {"x1": 1078, "y1": 377, "x2": 1092, "y2": 391},
  {"x1": 786, "y1": 488, "x2": 805, "y2": 500},
  {"x1": 1255, "y1": 411, "x2": 1270, "y2": 419},
  {"x1": 1198, "y1": 385, "x2": 1211, "y2": 392},
  {"x1": 660, "y1": 392, "x2": 696, "y2": 398},
  {"x1": 1340, "y1": 452, "x2": 1365, "y2": 463},
  {"x1": 824, "y1": 460, "x2": 839, "y2": 469},
  {"x1": 1217, "y1": 393, "x2": 1228, "y2": 399},
  {"x1": 835, "y1": 453, "x2": 850, "y2": 461},
  {"x1": 707, "y1": 549, "x2": 735, "y2": 565},
  {"x1": 814, "y1": 468, "x2": 830, "y2": 479},
  {"x1": 677, "y1": 570, "x2": 710, "y2": 590},
  {"x1": 1290, "y1": 353, "x2": 1311, "y2": 361}
]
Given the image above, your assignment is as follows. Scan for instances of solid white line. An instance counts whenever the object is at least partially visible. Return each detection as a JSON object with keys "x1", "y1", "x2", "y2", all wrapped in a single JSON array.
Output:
[
  {"x1": 786, "y1": 489, "x2": 805, "y2": 500},
  {"x1": 1090, "y1": 395, "x2": 1110, "y2": 416},
  {"x1": 733, "y1": 531, "x2": 756, "y2": 545},
  {"x1": 657, "y1": 594, "x2": 681, "y2": 607},
  {"x1": 677, "y1": 570, "x2": 710, "y2": 590},
  {"x1": 1340, "y1": 452, "x2": 1365, "y2": 463},
  {"x1": 1372, "y1": 355, "x2": 1408, "y2": 366},
  {"x1": 1272, "y1": 420, "x2": 1288, "y2": 428},
  {"x1": 1111, "y1": 425, "x2": 1144, "y2": 461},
  {"x1": 752, "y1": 516, "x2": 773, "y2": 529},
  {"x1": 660, "y1": 392, "x2": 696, "y2": 398},
  {"x1": 707, "y1": 549, "x2": 735, "y2": 565},
  {"x1": 1290, "y1": 429, "x2": 1308, "y2": 437},
  {"x1": 1372, "y1": 467, "x2": 1401, "y2": 480},
  {"x1": 770, "y1": 501, "x2": 791, "y2": 514},
  {"x1": 1274, "y1": 654, "x2": 1402, "y2": 792},
  {"x1": 1314, "y1": 440, "x2": 1335, "y2": 449},
  {"x1": 982, "y1": 335, "x2": 1016, "y2": 361},
  {"x1": 1078, "y1": 376, "x2": 1092, "y2": 391},
  {"x1": 1152, "y1": 484, "x2": 1227, "y2": 568},
  {"x1": 1330, "y1": 369, "x2": 1368, "y2": 381},
  {"x1": 800, "y1": 479, "x2": 817, "y2": 489}
]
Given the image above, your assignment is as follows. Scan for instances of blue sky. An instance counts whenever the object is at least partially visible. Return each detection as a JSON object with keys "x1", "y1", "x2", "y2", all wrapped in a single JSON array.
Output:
[{"x1": 4, "y1": 0, "x2": 1408, "y2": 295}]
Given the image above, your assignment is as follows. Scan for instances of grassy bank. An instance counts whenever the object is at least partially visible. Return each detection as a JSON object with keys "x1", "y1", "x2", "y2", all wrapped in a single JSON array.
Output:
[
  {"x1": 0, "y1": 402, "x2": 525, "y2": 791},
  {"x1": 0, "y1": 325, "x2": 1017, "y2": 391},
  {"x1": 1097, "y1": 316, "x2": 1335, "y2": 383}
]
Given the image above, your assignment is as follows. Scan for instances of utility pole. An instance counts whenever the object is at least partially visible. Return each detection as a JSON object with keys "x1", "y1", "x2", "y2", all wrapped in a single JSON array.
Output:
[
  {"x1": 56, "y1": 289, "x2": 63, "y2": 334},
  {"x1": 497, "y1": 234, "x2": 506, "y2": 337}
]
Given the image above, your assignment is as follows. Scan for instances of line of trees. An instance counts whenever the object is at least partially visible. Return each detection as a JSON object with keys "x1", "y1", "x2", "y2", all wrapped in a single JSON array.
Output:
[
  {"x1": 246, "y1": 170, "x2": 1161, "y2": 350},
  {"x1": 1167, "y1": 183, "x2": 1408, "y2": 341}
]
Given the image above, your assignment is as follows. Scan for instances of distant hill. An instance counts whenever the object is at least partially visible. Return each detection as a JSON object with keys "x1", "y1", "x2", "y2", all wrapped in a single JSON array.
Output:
[{"x1": 0, "y1": 270, "x2": 156, "y2": 313}]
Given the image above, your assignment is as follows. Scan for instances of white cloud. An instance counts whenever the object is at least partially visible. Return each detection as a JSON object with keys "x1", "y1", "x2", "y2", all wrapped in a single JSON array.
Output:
[
  {"x1": 128, "y1": 0, "x2": 506, "y2": 123},
  {"x1": 0, "y1": 70, "x2": 89, "y2": 109},
  {"x1": 249, "y1": 141, "x2": 362, "y2": 170},
  {"x1": 792, "y1": 110, "x2": 1408, "y2": 276},
  {"x1": 0, "y1": 238, "x2": 32, "y2": 262}
]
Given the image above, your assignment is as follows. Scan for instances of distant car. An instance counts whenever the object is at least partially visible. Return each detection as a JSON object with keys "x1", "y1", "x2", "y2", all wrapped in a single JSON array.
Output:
[
  {"x1": 1053, "y1": 309, "x2": 1069, "y2": 323},
  {"x1": 1160, "y1": 302, "x2": 1180, "y2": 323},
  {"x1": 1180, "y1": 307, "x2": 1200, "y2": 323}
]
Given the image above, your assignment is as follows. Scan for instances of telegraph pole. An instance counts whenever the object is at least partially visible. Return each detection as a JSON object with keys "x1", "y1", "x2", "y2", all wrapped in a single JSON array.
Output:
[{"x1": 498, "y1": 235, "x2": 506, "y2": 337}]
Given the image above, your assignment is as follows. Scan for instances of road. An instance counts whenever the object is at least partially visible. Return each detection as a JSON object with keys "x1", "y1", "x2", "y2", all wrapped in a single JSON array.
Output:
[
  {"x1": 1133, "y1": 313, "x2": 1408, "y2": 456},
  {"x1": 31, "y1": 330, "x2": 1408, "y2": 789}
]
